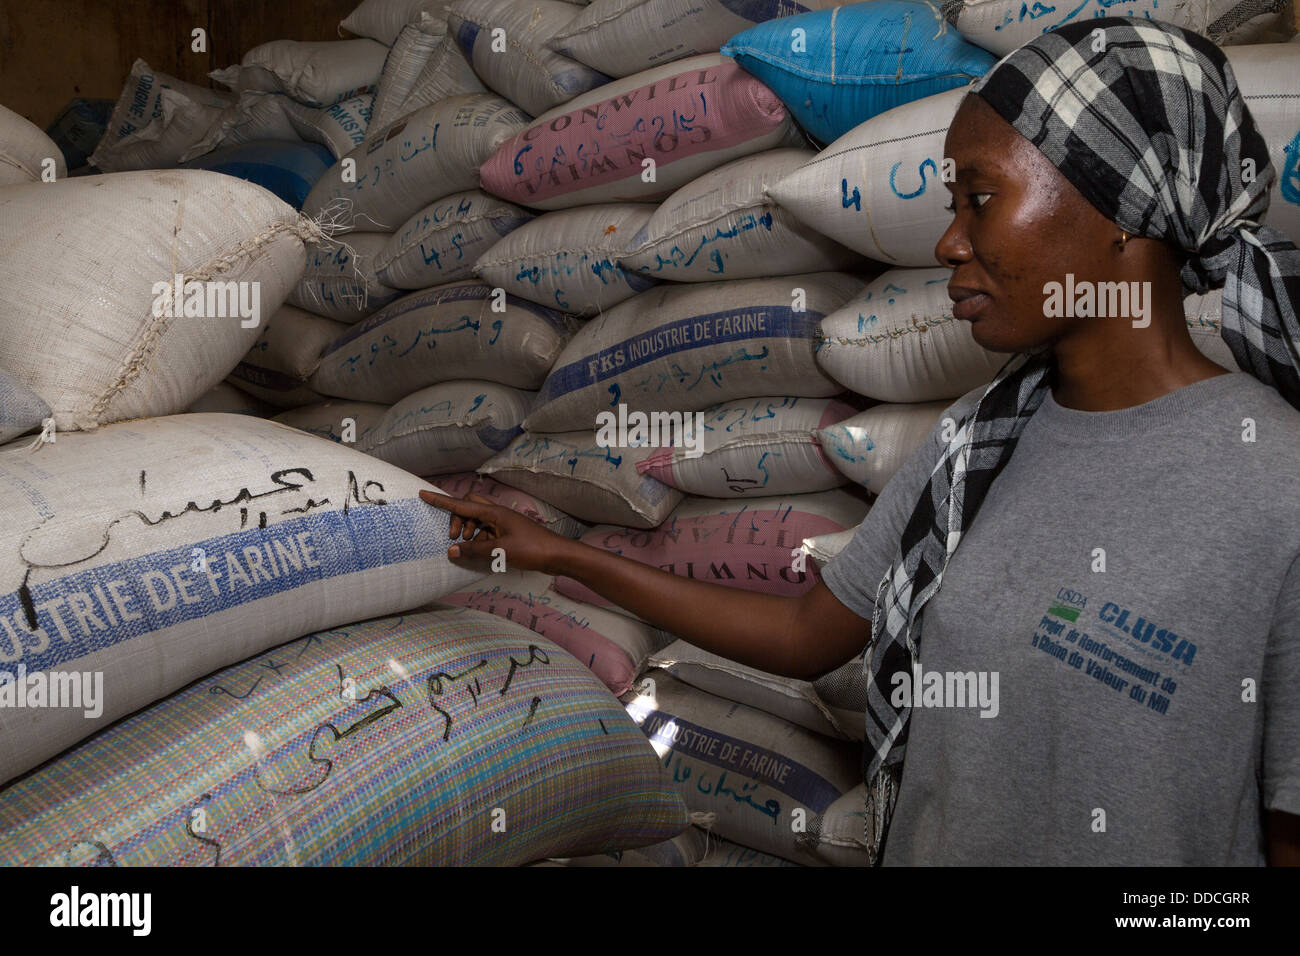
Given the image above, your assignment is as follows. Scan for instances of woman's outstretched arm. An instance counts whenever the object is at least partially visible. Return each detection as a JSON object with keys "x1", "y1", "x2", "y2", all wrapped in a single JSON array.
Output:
[{"x1": 422, "y1": 490, "x2": 872, "y2": 681}]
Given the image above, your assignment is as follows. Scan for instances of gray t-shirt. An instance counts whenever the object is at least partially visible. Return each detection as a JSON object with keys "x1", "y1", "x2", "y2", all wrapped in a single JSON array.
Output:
[{"x1": 822, "y1": 371, "x2": 1300, "y2": 865}]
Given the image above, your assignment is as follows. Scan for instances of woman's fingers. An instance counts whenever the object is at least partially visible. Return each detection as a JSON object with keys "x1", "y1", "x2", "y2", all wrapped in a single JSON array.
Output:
[{"x1": 420, "y1": 490, "x2": 493, "y2": 523}]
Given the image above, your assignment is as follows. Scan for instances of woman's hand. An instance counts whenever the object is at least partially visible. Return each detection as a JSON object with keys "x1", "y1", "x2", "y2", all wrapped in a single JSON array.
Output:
[{"x1": 419, "y1": 490, "x2": 570, "y2": 575}]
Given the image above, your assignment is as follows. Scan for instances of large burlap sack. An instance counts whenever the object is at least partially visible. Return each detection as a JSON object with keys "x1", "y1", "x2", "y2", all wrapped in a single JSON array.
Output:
[
  {"x1": 814, "y1": 401, "x2": 947, "y2": 494},
  {"x1": 358, "y1": 379, "x2": 532, "y2": 473},
  {"x1": 395, "y1": 34, "x2": 488, "y2": 115},
  {"x1": 374, "y1": 190, "x2": 536, "y2": 289},
  {"x1": 0, "y1": 607, "x2": 690, "y2": 865},
  {"x1": 479, "y1": 430, "x2": 684, "y2": 526},
  {"x1": 311, "y1": 280, "x2": 580, "y2": 401},
  {"x1": 288, "y1": 232, "x2": 403, "y2": 322},
  {"x1": 480, "y1": 54, "x2": 804, "y2": 210},
  {"x1": 369, "y1": 15, "x2": 447, "y2": 135},
  {"x1": 548, "y1": 0, "x2": 835, "y2": 78},
  {"x1": 1225, "y1": 44, "x2": 1300, "y2": 247},
  {"x1": 227, "y1": 305, "x2": 348, "y2": 408},
  {"x1": 342, "y1": 0, "x2": 455, "y2": 45},
  {"x1": 0, "y1": 371, "x2": 50, "y2": 444},
  {"x1": 0, "y1": 171, "x2": 311, "y2": 431},
  {"x1": 302, "y1": 93, "x2": 530, "y2": 233},
  {"x1": 526, "y1": 272, "x2": 864, "y2": 433},
  {"x1": 186, "y1": 381, "x2": 275, "y2": 417},
  {"x1": 90, "y1": 60, "x2": 234, "y2": 172},
  {"x1": 434, "y1": 470, "x2": 587, "y2": 536},
  {"x1": 0, "y1": 104, "x2": 66, "y2": 185},
  {"x1": 272, "y1": 399, "x2": 389, "y2": 445},
  {"x1": 0, "y1": 414, "x2": 483, "y2": 784},
  {"x1": 768, "y1": 87, "x2": 962, "y2": 266},
  {"x1": 442, "y1": 569, "x2": 671, "y2": 694},
  {"x1": 817, "y1": 267, "x2": 1005, "y2": 402},
  {"x1": 286, "y1": 93, "x2": 375, "y2": 160},
  {"x1": 637, "y1": 395, "x2": 857, "y2": 497},
  {"x1": 447, "y1": 0, "x2": 611, "y2": 117},
  {"x1": 625, "y1": 671, "x2": 872, "y2": 864},
  {"x1": 649, "y1": 638, "x2": 860, "y2": 740},
  {"x1": 944, "y1": 0, "x2": 1295, "y2": 57},
  {"x1": 721, "y1": 1, "x2": 996, "y2": 146},
  {"x1": 475, "y1": 203, "x2": 657, "y2": 314},
  {"x1": 211, "y1": 39, "x2": 389, "y2": 108},
  {"x1": 554, "y1": 488, "x2": 870, "y2": 610},
  {"x1": 620, "y1": 148, "x2": 863, "y2": 281}
]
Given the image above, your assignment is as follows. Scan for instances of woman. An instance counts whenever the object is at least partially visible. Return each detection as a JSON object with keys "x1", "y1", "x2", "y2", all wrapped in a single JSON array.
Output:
[{"x1": 423, "y1": 18, "x2": 1300, "y2": 866}]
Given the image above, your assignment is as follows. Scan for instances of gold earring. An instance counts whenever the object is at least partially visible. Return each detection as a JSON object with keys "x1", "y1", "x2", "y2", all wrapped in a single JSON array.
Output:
[{"x1": 1117, "y1": 231, "x2": 1129, "y2": 251}]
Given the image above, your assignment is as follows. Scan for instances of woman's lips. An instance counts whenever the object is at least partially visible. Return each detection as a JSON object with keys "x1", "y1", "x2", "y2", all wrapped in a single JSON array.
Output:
[{"x1": 951, "y1": 293, "x2": 990, "y2": 321}]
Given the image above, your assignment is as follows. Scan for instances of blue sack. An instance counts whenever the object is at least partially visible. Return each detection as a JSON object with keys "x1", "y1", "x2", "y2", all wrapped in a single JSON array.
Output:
[
  {"x1": 181, "y1": 140, "x2": 336, "y2": 209},
  {"x1": 721, "y1": 0, "x2": 996, "y2": 146}
]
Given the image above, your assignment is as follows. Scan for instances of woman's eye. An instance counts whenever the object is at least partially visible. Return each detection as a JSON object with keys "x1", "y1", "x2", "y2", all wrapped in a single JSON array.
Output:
[{"x1": 972, "y1": 193, "x2": 992, "y2": 208}]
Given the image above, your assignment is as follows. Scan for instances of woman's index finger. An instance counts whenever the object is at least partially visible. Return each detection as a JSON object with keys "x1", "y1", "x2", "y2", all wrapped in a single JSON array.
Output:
[{"x1": 419, "y1": 489, "x2": 492, "y2": 520}]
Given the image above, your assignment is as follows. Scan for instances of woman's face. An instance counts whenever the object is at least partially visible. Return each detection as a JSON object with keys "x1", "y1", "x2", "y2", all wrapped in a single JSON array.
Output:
[{"x1": 936, "y1": 94, "x2": 1121, "y2": 353}]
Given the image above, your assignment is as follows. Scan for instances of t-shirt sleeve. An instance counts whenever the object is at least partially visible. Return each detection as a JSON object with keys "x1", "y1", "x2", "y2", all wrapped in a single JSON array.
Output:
[
  {"x1": 821, "y1": 388, "x2": 984, "y2": 623},
  {"x1": 1263, "y1": 551, "x2": 1300, "y2": 816}
]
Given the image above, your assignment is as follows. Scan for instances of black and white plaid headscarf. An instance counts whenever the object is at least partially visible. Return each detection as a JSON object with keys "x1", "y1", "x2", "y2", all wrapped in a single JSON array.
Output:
[{"x1": 862, "y1": 17, "x2": 1300, "y2": 864}]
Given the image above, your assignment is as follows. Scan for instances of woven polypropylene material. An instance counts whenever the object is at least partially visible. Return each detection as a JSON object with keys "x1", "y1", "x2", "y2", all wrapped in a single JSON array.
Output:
[{"x1": 0, "y1": 607, "x2": 689, "y2": 866}]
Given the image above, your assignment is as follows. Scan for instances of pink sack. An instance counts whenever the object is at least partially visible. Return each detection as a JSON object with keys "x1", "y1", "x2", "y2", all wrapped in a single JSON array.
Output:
[{"x1": 479, "y1": 54, "x2": 801, "y2": 210}]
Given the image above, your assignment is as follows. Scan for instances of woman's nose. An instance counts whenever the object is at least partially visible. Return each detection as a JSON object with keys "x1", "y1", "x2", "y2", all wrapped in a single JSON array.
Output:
[{"x1": 935, "y1": 212, "x2": 971, "y2": 269}]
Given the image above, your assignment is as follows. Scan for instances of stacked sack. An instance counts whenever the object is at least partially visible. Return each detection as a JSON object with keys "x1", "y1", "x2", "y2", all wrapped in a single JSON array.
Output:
[{"x1": 2, "y1": 0, "x2": 1295, "y2": 867}]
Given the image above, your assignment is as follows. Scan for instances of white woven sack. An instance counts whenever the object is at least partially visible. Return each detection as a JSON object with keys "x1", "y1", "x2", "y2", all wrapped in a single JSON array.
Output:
[
  {"x1": 285, "y1": 93, "x2": 375, "y2": 160},
  {"x1": 446, "y1": 0, "x2": 610, "y2": 117},
  {"x1": 526, "y1": 272, "x2": 864, "y2": 433},
  {"x1": 190, "y1": 91, "x2": 302, "y2": 158},
  {"x1": 370, "y1": 15, "x2": 447, "y2": 136},
  {"x1": 341, "y1": 0, "x2": 455, "y2": 46},
  {"x1": 474, "y1": 203, "x2": 658, "y2": 315},
  {"x1": 478, "y1": 430, "x2": 684, "y2": 527},
  {"x1": 227, "y1": 305, "x2": 348, "y2": 408},
  {"x1": 1225, "y1": 44, "x2": 1300, "y2": 247},
  {"x1": 90, "y1": 60, "x2": 234, "y2": 172},
  {"x1": 301, "y1": 93, "x2": 529, "y2": 234},
  {"x1": 945, "y1": 0, "x2": 1294, "y2": 57},
  {"x1": 211, "y1": 39, "x2": 389, "y2": 108},
  {"x1": 186, "y1": 381, "x2": 274, "y2": 417},
  {"x1": 625, "y1": 671, "x2": 872, "y2": 865},
  {"x1": 434, "y1": 470, "x2": 588, "y2": 537},
  {"x1": 814, "y1": 401, "x2": 947, "y2": 494},
  {"x1": 0, "y1": 104, "x2": 65, "y2": 185},
  {"x1": 620, "y1": 148, "x2": 863, "y2": 282},
  {"x1": 0, "y1": 171, "x2": 311, "y2": 431},
  {"x1": 767, "y1": 87, "x2": 964, "y2": 267},
  {"x1": 817, "y1": 267, "x2": 1005, "y2": 403},
  {"x1": 636, "y1": 395, "x2": 857, "y2": 497},
  {"x1": 0, "y1": 413, "x2": 480, "y2": 784},
  {"x1": 288, "y1": 233, "x2": 403, "y2": 322},
  {"x1": 359, "y1": 379, "x2": 532, "y2": 473},
  {"x1": 0, "y1": 371, "x2": 51, "y2": 444},
  {"x1": 374, "y1": 190, "x2": 536, "y2": 289},
  {"x1": 547, "y1": 0, "x2": 835, "y2": 78},
  {"x1": 393, "y1": 35, "x2": 487, "y2": 116},
  {"x1": 311, "y1": 280, "x2": 580, "y2": 402},
  {"x1": 272, "y1": 399, "x2": 390, "y2": 446}
]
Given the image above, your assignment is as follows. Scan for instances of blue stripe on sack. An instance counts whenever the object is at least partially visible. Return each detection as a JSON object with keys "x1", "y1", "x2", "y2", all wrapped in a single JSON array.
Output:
[
  {"x1": 454, "y1": 19, "x2": 480, "y2": 57},
  {"x1": 476, "y1": 423, "x2": 523, "y2": 451},
  {"x1": 536, "y1": 306, "x2": 823, "y2": 406},
  {"x1": 0, "y1": 498, "x2": 449, "y2": 675},
  {"x1": 638, "y1": 709, "x2": 843, "y2": 812},
  {"x1": 229, "y1": 362, "x2": 309, "y2": 394}
]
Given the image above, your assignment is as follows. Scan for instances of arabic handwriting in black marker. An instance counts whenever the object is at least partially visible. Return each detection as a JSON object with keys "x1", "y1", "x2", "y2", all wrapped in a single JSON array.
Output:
[
  {"x1": 520, "y1": 695, "x2": 541, "y2": 729},
  {"x1": 343, "y1": 471, "x2": 387, "y2": 515},
  {"x1": 63, "y1": 839, "x2": 117, "y2": 867},
  {"x1": 210, "y1": 675, "x2": 263, "y2": 701},
  {"x1": 253, "y1": 667, "x2": 403, "y2": 796},
  {"x1": 133, "y1": 467, "x2": 318, "y2": 526},
  {"x1": 426, "y1": 660, "x2": 490, "y2": 741},
  {"x1": 185, "y1": 792, "x2": 222, "y2": 866},
  {"x1": 499, "y1": 645, "x2": 550, "y2": 696}
]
